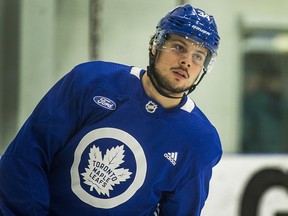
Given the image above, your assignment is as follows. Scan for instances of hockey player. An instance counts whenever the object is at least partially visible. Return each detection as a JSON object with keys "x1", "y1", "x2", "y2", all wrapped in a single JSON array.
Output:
[{"x1": 0, "y1": 4, "x2": 222, "y2": 216}]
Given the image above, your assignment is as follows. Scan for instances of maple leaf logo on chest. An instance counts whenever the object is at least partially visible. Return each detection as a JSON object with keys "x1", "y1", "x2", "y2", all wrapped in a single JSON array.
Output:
[{"x1": 81, "y1": 145, "x2": 132, "y2": 197}]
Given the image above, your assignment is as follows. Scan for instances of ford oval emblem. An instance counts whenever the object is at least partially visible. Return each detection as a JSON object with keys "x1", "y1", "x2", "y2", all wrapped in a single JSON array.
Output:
[{"x1": 93, "y1": 96, "x2": 116, "y2": 110}]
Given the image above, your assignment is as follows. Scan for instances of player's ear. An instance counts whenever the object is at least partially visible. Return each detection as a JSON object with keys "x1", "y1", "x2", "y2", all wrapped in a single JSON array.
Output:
[{"x1": 151, "y1": 43, "x2": 157, "y2": 56}]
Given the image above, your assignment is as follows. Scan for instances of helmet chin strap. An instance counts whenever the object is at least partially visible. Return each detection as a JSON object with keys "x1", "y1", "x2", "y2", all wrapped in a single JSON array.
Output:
[{"x1": 186, "y1": 68, "x2": 207, "y2": 94}]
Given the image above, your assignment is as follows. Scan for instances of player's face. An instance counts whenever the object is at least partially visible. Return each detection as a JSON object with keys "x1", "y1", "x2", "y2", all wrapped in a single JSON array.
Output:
[{"x1": 153, "y1": 34, "x2": 208, "y2": 95}]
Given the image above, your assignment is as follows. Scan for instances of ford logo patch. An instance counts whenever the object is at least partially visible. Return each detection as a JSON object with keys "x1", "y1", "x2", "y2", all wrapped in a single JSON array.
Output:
[{"x1": 93, "y1": 96, "x2": 116, "y2": 110}]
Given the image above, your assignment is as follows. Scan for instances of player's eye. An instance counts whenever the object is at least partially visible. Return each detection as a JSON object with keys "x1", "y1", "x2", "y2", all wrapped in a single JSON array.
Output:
[
  {"x1": 171, "y1": 43, "x2": 186, "y2": 54},
  {"x1": 192, "y1": 53, "x2": 206, "y2": 65}
]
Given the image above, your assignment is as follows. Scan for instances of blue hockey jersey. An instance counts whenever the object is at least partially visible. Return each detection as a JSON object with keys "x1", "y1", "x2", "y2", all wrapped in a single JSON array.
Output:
[{"x1": 0, "y1": 61, "x2": 222, "y2": 216}]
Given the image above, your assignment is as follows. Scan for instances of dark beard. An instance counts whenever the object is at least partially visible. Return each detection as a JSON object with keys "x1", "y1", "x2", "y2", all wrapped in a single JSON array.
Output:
[{"x1": 153, "y1": 67, "x2": 191, "y2": 94}]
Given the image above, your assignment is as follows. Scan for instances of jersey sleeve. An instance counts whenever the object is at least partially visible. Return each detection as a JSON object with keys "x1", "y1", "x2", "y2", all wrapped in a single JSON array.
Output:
[
  {"x1": 0, "y1": 66, "x2": 86, "y2": 215},
  {"x1": 159, "y1": 156, "x2": 221, "y2": 216}
]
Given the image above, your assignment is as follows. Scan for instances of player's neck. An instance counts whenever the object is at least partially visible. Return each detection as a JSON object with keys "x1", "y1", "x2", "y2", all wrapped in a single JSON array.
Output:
[{"x1": 142, "y1": 72, "x2": 183, "y2": 109}]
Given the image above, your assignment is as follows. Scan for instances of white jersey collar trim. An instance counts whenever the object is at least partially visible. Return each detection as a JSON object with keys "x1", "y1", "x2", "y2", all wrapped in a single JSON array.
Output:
[
  {"x1": 180, "y1": 97, "x2": 195, "y2": 113},
  {"x1": 130, "y1": 67, "x2": 142, "y2": 79}
]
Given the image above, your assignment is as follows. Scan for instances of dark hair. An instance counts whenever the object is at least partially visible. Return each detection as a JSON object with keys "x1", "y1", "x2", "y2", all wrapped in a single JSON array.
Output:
[{"x1": 148, "y1": 34, "x2": 156, "y2": 58}]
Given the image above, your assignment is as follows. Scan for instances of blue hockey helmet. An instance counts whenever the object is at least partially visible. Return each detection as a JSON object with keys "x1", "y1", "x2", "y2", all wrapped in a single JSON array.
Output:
[{"x1": 152, "y1": 4, "x2": 220, "y2": 72}]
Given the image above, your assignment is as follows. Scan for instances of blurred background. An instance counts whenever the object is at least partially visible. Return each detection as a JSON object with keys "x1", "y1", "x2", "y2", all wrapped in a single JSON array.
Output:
[{"x1": 0, "y1": 0, "x2": 288, "y2": 215}]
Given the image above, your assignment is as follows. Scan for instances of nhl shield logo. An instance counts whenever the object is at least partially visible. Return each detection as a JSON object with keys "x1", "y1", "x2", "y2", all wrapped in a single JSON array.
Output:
[{"x1": 145, "y1": 101, "x2": 158, "y2": 113}]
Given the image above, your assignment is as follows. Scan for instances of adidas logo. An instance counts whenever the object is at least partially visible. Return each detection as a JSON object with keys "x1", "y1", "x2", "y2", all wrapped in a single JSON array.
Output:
[{"x1": 164, "y1": 152, "x2": 178, "y2": 166}]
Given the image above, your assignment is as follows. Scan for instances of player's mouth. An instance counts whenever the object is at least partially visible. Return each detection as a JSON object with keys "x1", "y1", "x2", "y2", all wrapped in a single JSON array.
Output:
[{"x1": 171, "y1": 68, "x2": 188, "y2": 79}]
